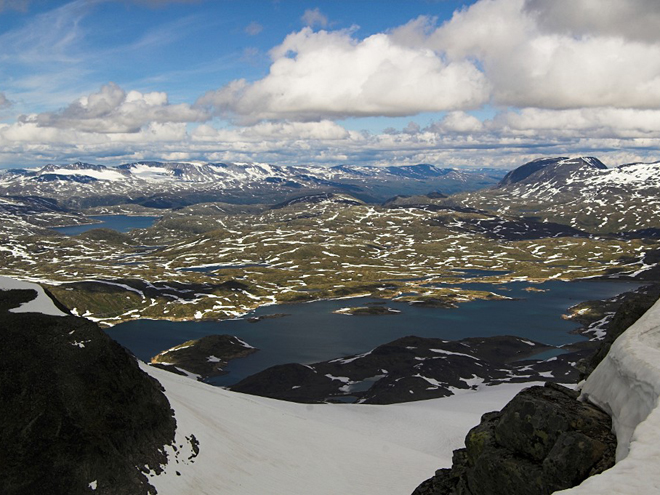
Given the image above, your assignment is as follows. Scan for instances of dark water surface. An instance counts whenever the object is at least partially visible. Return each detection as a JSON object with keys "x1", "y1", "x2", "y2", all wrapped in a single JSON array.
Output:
[
  {"x1": 178, "y1": 263, "x2": 269, "y2": 273},
  {"x1": 107, "y1": 279, "x2": 641, "y2": 386},
  {"x1": 53, "y1": 215, "x2": 158, "y2": 235}
]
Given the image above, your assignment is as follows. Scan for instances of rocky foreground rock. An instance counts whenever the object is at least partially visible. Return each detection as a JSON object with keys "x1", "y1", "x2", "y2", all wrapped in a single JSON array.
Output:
[
  {"x1": 0, "y1": 288, "x2": 176, "y2": 495},
  {"x1": 413, "y1": 383, "x2": 615, "y2": 495}
]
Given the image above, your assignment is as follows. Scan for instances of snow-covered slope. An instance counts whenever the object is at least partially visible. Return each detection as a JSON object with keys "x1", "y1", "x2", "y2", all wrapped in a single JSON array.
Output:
[
  {"x1": 558, "y1": 297, "x2": 660, "y2": 494},
  {"x1": 145, "y1": 363, "x2": 538, "y2": 495},
  {"x1": 0, "y1": 161, "x2": 500, "y2": 207},
  {"x1": 0, "y1": 275, "x2": 67, "y2": 316},
  {"x1": 458, "y1": 157, "x2": 660, "y2": 234}
]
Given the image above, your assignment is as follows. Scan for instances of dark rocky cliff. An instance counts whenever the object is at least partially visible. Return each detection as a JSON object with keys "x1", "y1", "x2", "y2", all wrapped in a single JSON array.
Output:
[{"x1": 0, "y1": 288, "x2": 176, "y2": 495}]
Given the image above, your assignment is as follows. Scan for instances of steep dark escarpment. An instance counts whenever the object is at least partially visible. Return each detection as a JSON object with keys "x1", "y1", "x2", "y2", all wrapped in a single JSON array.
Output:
[
  {"x1": 579, "y1": 283, "x2": 660, "y2": 378},
  {"x1": 0, "y1": 289, "x2": 176, "y2": 495},
  {"x1": 413, "y1": 383, "x2": 615, "y2": 495}
]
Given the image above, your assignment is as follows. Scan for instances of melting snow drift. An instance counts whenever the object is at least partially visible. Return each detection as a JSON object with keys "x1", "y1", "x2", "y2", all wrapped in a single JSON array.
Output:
[{"x1": 0, "y1": 276, "x2": 67, "y2": 316}]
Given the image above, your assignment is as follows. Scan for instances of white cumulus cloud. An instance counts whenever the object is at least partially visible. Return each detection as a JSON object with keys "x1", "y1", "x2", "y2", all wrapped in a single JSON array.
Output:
[
  {"x1": 431, "y1": 112, "x2": 484, "y2": 134},
  {"x1": 492, "y1": 108, "x2": 660, "y2": 139},
  {"x1": 25, "y1": 82, "x2": 209, "y2": 133},
  {"x1": 197, "y1": 27, "x2": 490, "y2": 123},
  {"x1": 524, "y1": 0, "x2": 660, "y2": 44},
  {"x1": 425, "y1": 0, "x2": 660, "y2": 109}
]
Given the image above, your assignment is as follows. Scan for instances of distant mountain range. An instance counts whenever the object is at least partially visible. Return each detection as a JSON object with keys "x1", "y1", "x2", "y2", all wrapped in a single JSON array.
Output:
[
  {"x1": 0, "y1": 161, "x2": 503, "y2": 208},
  {"x1": 2, "y1": 155, "x2": 659, "y2": 237}
]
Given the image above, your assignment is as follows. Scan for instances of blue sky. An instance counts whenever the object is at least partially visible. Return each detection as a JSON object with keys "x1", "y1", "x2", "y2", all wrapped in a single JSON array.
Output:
[{"x1": 1, "y1": 0, "x2": 659, "y2": 169}]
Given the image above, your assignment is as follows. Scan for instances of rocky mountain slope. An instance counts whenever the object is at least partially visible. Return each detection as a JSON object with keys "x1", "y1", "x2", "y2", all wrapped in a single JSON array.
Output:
[
  {"x1": 0, "y1": 161, "x2": 501, "y2": 209},
  {"x1": 452, "y1": 157, "x2": 660, "y2": 235},
  {"x1": 230, "y1": 335, "x2": 582, "y2": 404},
  {"x1": 0, "y1": 278, "x2": 176, "y2": 495}
]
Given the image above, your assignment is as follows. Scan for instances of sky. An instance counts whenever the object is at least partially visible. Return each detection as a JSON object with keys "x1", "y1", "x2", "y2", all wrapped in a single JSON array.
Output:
[{"x1": 1, "y1": 0, "x2": 659, "y2": 170}]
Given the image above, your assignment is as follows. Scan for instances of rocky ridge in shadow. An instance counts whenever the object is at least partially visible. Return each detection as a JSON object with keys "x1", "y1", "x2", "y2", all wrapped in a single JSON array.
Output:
[{"x1": 0, "y1": 288, "x2": 176, "y2": 495}]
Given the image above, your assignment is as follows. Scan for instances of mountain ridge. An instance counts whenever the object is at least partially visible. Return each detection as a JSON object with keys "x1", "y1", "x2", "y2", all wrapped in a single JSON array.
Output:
[
  {"x1": 452, "y1": 156, "x2": 660, "y2": 235},
  {"x1": 0, "y1": 161, "x2": 502, "y2": 208}
]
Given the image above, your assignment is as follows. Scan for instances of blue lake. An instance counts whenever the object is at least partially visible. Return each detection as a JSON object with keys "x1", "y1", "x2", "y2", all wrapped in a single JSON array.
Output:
[
  {"x1": 178, "y1": 263, "x2": 269, "y2": 274},
  {"x1": 53, "y1": 215, "x2": 158, "y2": 235},
  {"x1": 106, "y1": 279, "x2": 641, "y2": 386}
]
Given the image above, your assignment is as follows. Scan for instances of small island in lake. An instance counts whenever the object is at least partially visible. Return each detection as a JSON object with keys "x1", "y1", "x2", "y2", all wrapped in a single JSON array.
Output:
[
  {"x1": 150, "y1": 334, "x2": 258, "y2": 380},
  {"x1": 247, "y1": 313, "x2": 291, "y2": 323},
  {"x1": 334, "y1": 305, "x2": 401, "y2": 316}
]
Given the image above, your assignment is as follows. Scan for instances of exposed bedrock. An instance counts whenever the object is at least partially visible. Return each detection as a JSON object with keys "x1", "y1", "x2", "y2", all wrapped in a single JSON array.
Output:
[
  {"x1": 413, "y1": 383, "x2": 615, "y2": 495},
  {"x1": 0, "y1": 289, "x2": 176, "y2": 495}
]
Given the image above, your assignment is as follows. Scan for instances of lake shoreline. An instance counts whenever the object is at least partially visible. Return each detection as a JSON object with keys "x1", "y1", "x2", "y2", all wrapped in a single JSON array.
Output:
[{"x1": 106, "y1": 278, "x2": 644, "y2": 388}]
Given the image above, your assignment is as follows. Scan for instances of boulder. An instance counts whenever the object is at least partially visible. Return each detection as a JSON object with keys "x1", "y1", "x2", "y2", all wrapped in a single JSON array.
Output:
[{"x1": 413, "y1": 383, "x2": 616, "y2": 495}]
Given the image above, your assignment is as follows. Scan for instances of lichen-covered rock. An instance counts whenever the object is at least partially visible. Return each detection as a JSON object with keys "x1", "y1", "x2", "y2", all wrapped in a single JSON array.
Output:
[{"x1": 413, "y1": 383, "x2": 616, "y2": 495}]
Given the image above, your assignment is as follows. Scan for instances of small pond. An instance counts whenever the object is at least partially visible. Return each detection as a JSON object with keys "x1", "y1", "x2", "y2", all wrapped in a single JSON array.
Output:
[{"x1": 52, "y1": 215, "x2": 158, "y2": 235}]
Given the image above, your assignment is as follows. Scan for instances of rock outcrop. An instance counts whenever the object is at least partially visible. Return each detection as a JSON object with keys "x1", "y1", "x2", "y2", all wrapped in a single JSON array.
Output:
[
  {"x1": 0, "y1": 287, "x2": 176, "y2": 495},
  {"x1": 231, "y1": 335, "x2": 583, "y2": 404},
  {"x1": 413, "y1": 383, "x2": 615, "y2": 495},
  {"x1": 150, "y1": 334, "x2": 258, "y2": 380},
  {"x1": 579, "y1": 284, "x2": 660, "y2": 378}
]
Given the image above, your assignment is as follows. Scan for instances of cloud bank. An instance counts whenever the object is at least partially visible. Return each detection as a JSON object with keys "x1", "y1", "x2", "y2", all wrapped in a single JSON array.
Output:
[
  {"x1": 198, "y1": 0, "x2": 660, "y2": 123},
  {"x1": 1, "y1": 0, "x2": 659, "y2": 169},
  {"x1": 22, "y1": 83, "x2": 208, "y2": 133}
]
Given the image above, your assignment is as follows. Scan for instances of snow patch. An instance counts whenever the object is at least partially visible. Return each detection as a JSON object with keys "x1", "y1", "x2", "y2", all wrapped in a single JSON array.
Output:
[
  {"x1": 144, "y1": 363, "x2": 538, "y2": 495},
  {"x1": 49, "y1": 167, "x2": 124, "y2": 181},
  {"x1": 0, "y1": 276, "x2": 67, "y2": 316}
]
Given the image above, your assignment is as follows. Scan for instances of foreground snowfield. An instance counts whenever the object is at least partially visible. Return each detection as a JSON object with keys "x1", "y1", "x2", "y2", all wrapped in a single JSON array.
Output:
[
  {"x1": 147, "y1": 296, "x2": 660, "y2": 495},
  {"x1": 145, "y1": 363, "x2": 539, "y2": 495}
]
